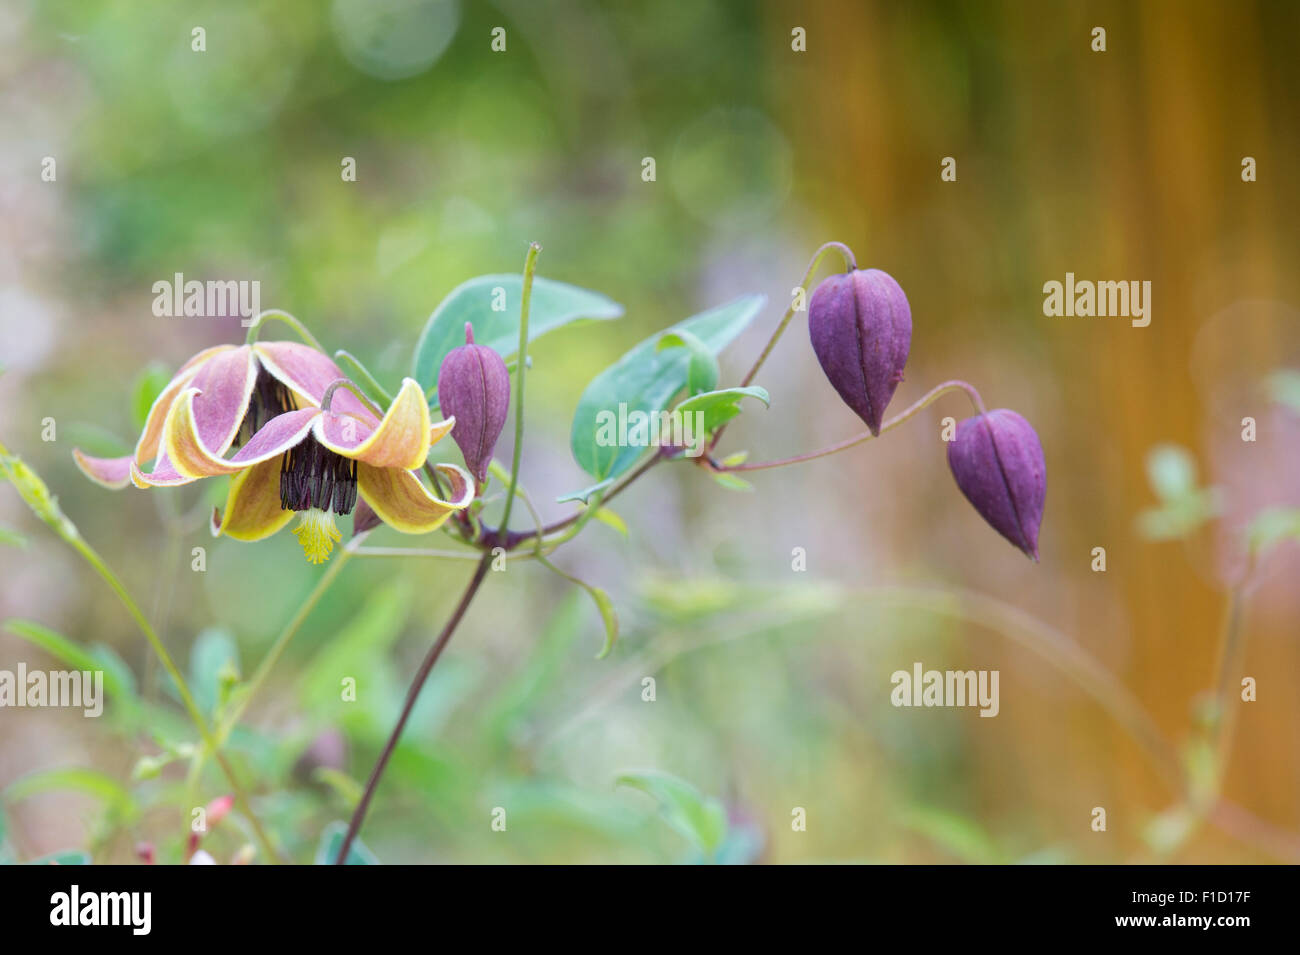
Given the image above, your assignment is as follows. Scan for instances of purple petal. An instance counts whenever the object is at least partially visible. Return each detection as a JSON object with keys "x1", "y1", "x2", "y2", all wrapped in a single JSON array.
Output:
[
  {"x1": 436, "y1": 331, "x2": 510, "y2": 484},
  {"x1": 185, "y1": 346, "x2": 259, "y2": 458},
  {"x1": 947, "y1": 409, "x2": 1046, "y2": 559},
  {"x1": 253, "y1": 341, "x2": 373, "y2": 420},
  {"x1": 229, "y1": 408, "x2": 320, "y2": 465},
  {"x1": 809, "y1": 269, "x2": 911, "y2": 435}
]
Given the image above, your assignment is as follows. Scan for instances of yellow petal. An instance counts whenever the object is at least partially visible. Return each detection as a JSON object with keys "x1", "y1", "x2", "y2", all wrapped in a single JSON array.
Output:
[
  {"x1": 130, "y1": 454, "x2": 196, "y2": 488},
  {"x1": 211, "y1": 457, "x2": 295, "y2": 541},
  {"x1": 315, "y1": 377, "x2": 432, "y2": 471},
  {"x1": 357, "y1": 461, "x2": 473, "y2": 534}
]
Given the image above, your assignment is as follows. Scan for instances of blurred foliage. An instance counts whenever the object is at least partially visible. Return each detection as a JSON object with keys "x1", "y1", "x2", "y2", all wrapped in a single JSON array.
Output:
[{"x1": 3, "y1": 0, "x2": 1299, "y2": 865}]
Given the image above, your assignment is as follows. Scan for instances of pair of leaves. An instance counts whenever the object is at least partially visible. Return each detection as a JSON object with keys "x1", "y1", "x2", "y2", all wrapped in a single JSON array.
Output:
[
  {"x1": 1137, "y1": 445, "x2": 1220, "y2": 541},
  {"x1": 411, "y1": 274, "x2": 624, "y2": 395},
  {"x1": 569, "y1": 294, "x2": 767, "y2": 484}
]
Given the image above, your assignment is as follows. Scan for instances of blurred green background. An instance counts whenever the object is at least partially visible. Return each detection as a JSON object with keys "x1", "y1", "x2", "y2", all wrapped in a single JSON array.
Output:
[{"x1": 2, "y1": 0, "x2": 1298, "y2": 863}]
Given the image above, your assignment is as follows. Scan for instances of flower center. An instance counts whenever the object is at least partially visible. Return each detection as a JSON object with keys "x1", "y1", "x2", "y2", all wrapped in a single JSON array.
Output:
[
  {"x1": 237, "y1": 368, "x2": 295, "y2": 447},
  {"x1": 292, "y1": 508, "x2": 341, "y2": 564},
  {"x1": 279, "y1": 434, "x2": 358, "y2": 516}
]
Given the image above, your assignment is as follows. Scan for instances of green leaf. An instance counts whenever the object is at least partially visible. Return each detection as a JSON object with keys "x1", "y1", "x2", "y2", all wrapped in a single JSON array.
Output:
[
  {"x1": 314, "y1": 820, "x2": 380, "y2": 865},
  {"x1": 556, "y1": 478, "x2": 614, "y2": 505},
  {"x1": 1146, "y1": 444, "x2": 1197, "y2": 502},
  {"x1": 535, "y1": 555, "x2": 619, "y2": 659},
  {"x1": 616, "y1": 770, "x2": 728, "y2": 857},
  {"x1": 570, "y1": 294, "x2": 766, "y2": 481},
  {"x1": 3, "y1": 620, "x2": 137, "y2": 703},
  {"x1": 591, "y1": 506, "x2": 629, "y2": 538},
  {"x1": 130, "y1": 361, "x2": 173, "y2": 430},
  {"x1": 711, "y1": 471, "x2": 753, "y2": 492},
  {"x1": 1247, "y1": 507, "x2": 1300, "y2": 560},
  {"x1": 412, "y1": 274, "x2": 623, "y2": 393},
  {"x1": 674, "y1": 385, "x2": 769, "y2": 438},
  {"x1": 189, "y1": 627, "x2": 240, "y2": 719},
  {"x1": 310, "y1": 768, "x2": 365, "y2": 810},
  {"x1": 4, "y1": 768, "x2": 133, "y2": 818},
  {"x1": 0, "y1": 527, "x2": 25, "y2": 547},
  {"x1": 900, "y1": 806, "x2": 1002, "y2": 864},
  {"x1": 585, "y1": 587, "x2": 619, "y2": 660},
  {"x1": 656, "y1": 329, "x2": 719, "y2": 396},
  {"x1": 1138, "y1": 443, "x2": 1220, "y2": 541}
]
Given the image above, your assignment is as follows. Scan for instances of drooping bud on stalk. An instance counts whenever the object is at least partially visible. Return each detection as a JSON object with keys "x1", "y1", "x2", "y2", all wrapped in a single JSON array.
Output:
[
  {"x1": 436, "y1": 322, "x2": 510, "y2": 485},
  {"x1": 808, "y1": 268, "x2": 912, "y2": 435},
  {"x1": 946, "y1": 409, "x2": 1046, "y2": 560}
]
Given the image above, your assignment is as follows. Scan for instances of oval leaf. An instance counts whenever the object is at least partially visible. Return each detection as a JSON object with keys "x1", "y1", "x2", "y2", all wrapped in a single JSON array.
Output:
[
  {"x1": 570, "y1": 295, "x2": 766, "y2": 481},
  {"x1": 412, "y1": 274, "x2": 623, "y2": 392},
  {"x1": 674, "y1": 385, "x2": 769, "y2": 438}
]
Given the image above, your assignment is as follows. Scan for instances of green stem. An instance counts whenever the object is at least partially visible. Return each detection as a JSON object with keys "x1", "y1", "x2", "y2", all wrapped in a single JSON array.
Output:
[
  {"x1": 68, "y1": 536, "x2": 283, "y2": 863},
  {"x1": 1208, "y1": 583, "x2": 1248, "y2": 787},
  {"x1": 718, "y1": 380, "x2": 985, "y2": 473},
  {"x1": 709, "y1": 241, "x2": 856, "y2": 451},
  {"x1": 335, "y1": 551, "x2": 493, "y2": 863},
  {"x1": 321, "y1": 378, "x2": 386, "y2": 419},
  {"x1": 497, "y1": 242, "x2": 540, "y2": 545},
  {"x1": 244, "y1": 309, "x2": 327, "y2": 352},
  {"x1": 334, "y1": 350, "x2": 394, "y2": 405}
]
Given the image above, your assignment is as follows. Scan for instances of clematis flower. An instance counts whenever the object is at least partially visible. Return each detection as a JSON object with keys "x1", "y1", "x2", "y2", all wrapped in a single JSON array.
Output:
[
  {"x1": 436, "y1": 322, "x2": 510, "y2": 486},
  {"x1": 73, "y1": 341, "x2": 366, "y2": 491},
  {"x1": 808, "y1": 268, "x2": 912, "y2": 435},
  {"x1": 200, "y1": 377, "x2": 474, "y2": 563},
  {"x1": 946, "y1": 409, "x2": 1046, "y2": 560}
]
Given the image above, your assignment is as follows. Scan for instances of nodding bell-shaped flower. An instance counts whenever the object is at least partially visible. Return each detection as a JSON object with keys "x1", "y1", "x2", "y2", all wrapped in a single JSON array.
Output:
[
  {"x1": 435, "y1": 323, "x2": 510, "y2": 486},
  {"x1": 946, "y1": 409, "x2": 1046, "y2": 560},
  {"x1": 205, "y1": 377, "x2": 474, "y2": 564},
  {"x1": 73, "y1": 341, "x2": 358, "y2": 491},
  {"x1": 808, "y1": 268, "x2": 912, "y2": 435}
]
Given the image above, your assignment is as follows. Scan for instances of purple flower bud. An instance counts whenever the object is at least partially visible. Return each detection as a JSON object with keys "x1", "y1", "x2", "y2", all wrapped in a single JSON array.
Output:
[
  {"x1": 808, "y1": 268, "x2": 911, "y2": 435},
  {"x1": 436, "y1": 323, "x2": 510, "y2": 485},
  {"x1": 946, "y1": 409, "x2": 1046, "y2": 560}
]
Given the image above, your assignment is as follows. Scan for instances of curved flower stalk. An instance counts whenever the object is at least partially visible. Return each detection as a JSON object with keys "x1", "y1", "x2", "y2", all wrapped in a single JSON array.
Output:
[
  {"x1": 73, "y1": 341, "x2": 367, "y2": 490},
  {"x1": 197, "y1": 378, "x2": 474, "y2": 563}
]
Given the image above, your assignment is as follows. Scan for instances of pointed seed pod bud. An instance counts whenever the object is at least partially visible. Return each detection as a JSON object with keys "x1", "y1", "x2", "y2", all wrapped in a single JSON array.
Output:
[
  {"x1": 808, "y1": 268, "x2": 912, "y2": 435},
  {"x1": 436, "y1": 322, "x2": 510, "y2": 485},
  {"x1": 946, "y1": 409, "x2": 1046, "y2": 560}
]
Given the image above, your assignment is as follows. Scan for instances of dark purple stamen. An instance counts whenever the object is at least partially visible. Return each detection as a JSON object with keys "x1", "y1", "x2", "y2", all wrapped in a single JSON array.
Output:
[
  {"x1": 279, "y1": 434, "x2": 358, "y2": 515},
  {"x1": 237, "y1": 369, "x2": 295, "y2": 447}
]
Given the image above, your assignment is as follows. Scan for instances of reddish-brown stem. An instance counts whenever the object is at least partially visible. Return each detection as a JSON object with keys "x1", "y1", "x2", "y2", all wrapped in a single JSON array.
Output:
[
  {"x1": 716, "y1": 380, "x2": 985, "y2": 473},
  {"x1": 483, "y1": 453, "x2": 662, "y2": 548},
  {"x1": 334, "y1": 551, "x2": 493, "y2": 864}
]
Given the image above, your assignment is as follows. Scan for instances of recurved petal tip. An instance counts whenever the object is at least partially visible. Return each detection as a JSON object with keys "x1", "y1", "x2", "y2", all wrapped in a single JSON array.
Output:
[{"x1": 72, "y1": 449, "x2": 134, "y2": 490}]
